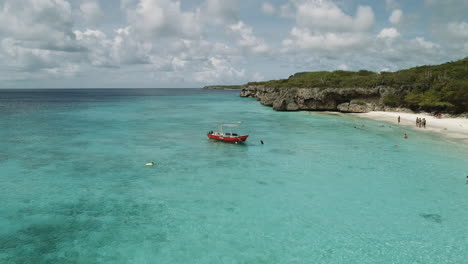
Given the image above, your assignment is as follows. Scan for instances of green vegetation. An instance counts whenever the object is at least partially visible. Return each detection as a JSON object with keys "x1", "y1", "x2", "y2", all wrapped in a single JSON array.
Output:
[{"x1": 248, "y1": 58, "x2": 468, "y2": 113}]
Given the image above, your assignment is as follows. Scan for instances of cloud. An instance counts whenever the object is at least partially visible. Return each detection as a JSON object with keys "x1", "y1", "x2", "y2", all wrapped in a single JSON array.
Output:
[
  {"x1": 424, "y1": 0, "x2": 468, "y2": 20},
  {"x1": 0, "y1": 0, "x2": 85, "y2": 77},
  {"x1": 389, "y1": 9, "x2": 403, "y2": 25},
  {"x1": 0, "y1": 0, "x2": 75, "y2": 46},
  {"x1": 0, "y1": 37, "x2": 81, "y2": 78},
  {"x1": 378, "y1": 27, "x2": 400, "y2": 39},
  {"x1": 79, "y1": 0, "x2": 103, "y2": 24},
  {"x1": 0, "y1": 0, "x2": 465, "y2": 88},
  {"x1": 337, "y1": 64, "x2": 348, "y2": 70},
  {"x1": 293, "y1": 0, "x2": 374, "y2": 32},
  {"x1": 203, "y1": 0, "x2": 239, "y2": 24},
  {"x1": 227, "y1": 21, "x2": 271, "y2": 54},
  {"x1": 261, "y1": 2, "x2": 275, "y2": 15},
  {"x1": 283, "y1": 27, "x2": 370, "y2": 53},
  {"x1": 74, "y1": 26, "x2": 168, "y2": 67},
  {"x1": 374, "y1": 36, "x2": 441, "y2": 65},
  {"x1": 278, "y1": 2, "x2": 294, "y2": 18},
  {"x1": 446, "y1": 22, "x2": 468, "y2": 40},
  {"x1": 193, "y1": 56, "x2": 245, "y2": 84},
  {"x1": 126, "y1": 0, "x2": 202, "y2": 39},
  {"x1": 385, "y1": 0, "x2": 399, "y2": 10},
  {"x1": 251, "y1": 72, "x2": 265, "y2": 82},
  {"x1": 282, "y1": 0, "x2": 374, "y2": 53}
]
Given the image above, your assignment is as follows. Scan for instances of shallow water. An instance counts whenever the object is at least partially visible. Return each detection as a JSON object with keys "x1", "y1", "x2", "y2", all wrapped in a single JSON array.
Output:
[{"x1": 1, "y1": 89, "x2": 467, "y2": 264}]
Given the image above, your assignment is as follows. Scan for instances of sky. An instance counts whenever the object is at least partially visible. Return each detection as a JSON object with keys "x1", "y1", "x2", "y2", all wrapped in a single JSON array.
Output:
[{"x1": 0, "y1": 0, "x2": 467, "y2": 88}]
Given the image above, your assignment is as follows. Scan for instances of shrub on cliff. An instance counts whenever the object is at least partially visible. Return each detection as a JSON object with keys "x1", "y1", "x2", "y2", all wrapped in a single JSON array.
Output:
[
  {"x1": 383, "y1": 94, "x2": 404, "y2": 107},
  {"x1": 248, "y1": 57, "x2": 468, "y2": 113}
]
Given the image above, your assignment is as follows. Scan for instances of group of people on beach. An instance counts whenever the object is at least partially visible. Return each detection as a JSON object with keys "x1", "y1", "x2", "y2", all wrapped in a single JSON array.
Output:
[
  {"x1": 416, "y1": 117, "x2": 427, "y2": 128},
  {"x1": 396, "y1": 115, "x2": 427, "y2": 138}
]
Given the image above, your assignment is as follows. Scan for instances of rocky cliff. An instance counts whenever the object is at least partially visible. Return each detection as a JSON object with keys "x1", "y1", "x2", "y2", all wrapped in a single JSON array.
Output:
[{"x1": 240, "y1": 85, "x2": 402, "y2": 112}]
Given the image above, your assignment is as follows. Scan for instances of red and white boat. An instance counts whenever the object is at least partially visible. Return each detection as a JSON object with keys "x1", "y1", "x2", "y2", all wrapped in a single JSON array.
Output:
[{"x1": 207, "y1": 124, "x2": 249, "y2": 143}]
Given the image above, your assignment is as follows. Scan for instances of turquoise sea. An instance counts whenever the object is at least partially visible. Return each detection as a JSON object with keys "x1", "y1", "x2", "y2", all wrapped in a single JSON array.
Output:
[{"x1": 1, "y1": 89, "x2": 467, "y2": 264}]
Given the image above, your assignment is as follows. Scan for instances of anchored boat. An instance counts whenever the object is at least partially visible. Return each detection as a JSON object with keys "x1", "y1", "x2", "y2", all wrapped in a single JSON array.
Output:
[{"x1": 207, "y1": 124, "x2": 249, "y2": 143}]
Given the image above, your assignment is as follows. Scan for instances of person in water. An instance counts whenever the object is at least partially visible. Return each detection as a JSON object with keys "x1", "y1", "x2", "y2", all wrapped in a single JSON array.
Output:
[
  {"x1": 260, "y1": 140, "x2": 264, "y2": 145},
  {"x1": 466, "y1": 176, "x2": 468, "y2": 184},
  {"x1": 422, "y1": 118, "x2": 426, "y2": 128},
  {"x1": 404, "y1": 133, "x2": 408, "y2": 139}
]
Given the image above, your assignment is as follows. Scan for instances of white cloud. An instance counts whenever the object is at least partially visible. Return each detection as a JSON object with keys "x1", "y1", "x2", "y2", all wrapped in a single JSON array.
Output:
[
  {"x1": 126, "y1": 0, "x2": 202, "y2": 39},
  {"x1": 337, "y1": 64, "x2": 348, "y2": 70},
  {"x1": 410, "y1": 37, "x2": 439, "y2": 50},
  {"x1": 446, "y1": 22, "x2": 468, "y2": 39},
  {"x1": 74, "y1": 27, "x2": 158, "y2": 67},
  {"x1": 0, "y1": 37, "x2": 81, "y2": 77},
  {"x1": 385, "y1": 0, "x2": 399, "y2": 10},
  {"x1": 227, "y1": 21, "x2": 271, "y2": 54},
  {"x1": 74, "y1": 29, "x2": 110, "y2": 67},
  {"x1": 424, "y1": 0, "x2": 468, "y2": 20},
  {"x1": 378, "y1": 27, "x2": 400, "y2": 39},
  {"x1": 282, "y1": 0, "x2": 374, "y2": 53},
  {"x1": 293, "y1": 1, "x2": 374, "y2": 32},
  {"x1": 0, "y1": 0, "x2": 75, "y2": 47},
  {"x1": 203, "y1": 0, "x2": 239, "y2": 24},
  {"x1": 389, "y1": 9, "x2": 403, "y2": 25},
  {"x1": 283, "y1": 27, "x2": 370, "y2": 52},
  {"x1": 0, "y1": 0, "x2": 463, "y2": 87},
  {"x1": 79, "y1": 0, "x2": 103, "y2": 24},
  {"x1": 374, "y1": 36, "x2": 441, "y2": 64},
  {"x1": 0, "y1": 0, "x2": 85, "y2": 78},
  {"x1": 261, "y1": 2, "x2": 275, "y2": 15},
  {"x1": 278, "y1": 2, "x2": 294, "y2": 18},
  {"x1": 193, "y1": 56, "x2": 245, "y2": 84},
  {"x1": 252, "y1": 72, "x2": 265, "y2": 82}
]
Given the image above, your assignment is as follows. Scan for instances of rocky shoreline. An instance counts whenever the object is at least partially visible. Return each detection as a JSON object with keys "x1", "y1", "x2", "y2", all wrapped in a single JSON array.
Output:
[{"x1": 240, "y1": 85, "x2": 408, "y2": 113}]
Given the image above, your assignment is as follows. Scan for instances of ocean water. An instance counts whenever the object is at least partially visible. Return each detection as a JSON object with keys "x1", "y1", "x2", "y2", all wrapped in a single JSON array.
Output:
[{"x1": 0, "y1": 88, "x2": 467, "y2": 264}]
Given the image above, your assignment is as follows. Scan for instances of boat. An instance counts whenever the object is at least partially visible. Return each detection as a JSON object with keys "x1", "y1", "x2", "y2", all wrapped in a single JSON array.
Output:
[{"x1": 207, "y1": 124, "x2": 249, "y2": 143}]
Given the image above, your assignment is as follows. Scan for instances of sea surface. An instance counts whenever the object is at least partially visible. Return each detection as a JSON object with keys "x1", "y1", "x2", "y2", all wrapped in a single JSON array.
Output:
[{"x1": 0, "y1": 88, "x2": 467, "y2": 264}]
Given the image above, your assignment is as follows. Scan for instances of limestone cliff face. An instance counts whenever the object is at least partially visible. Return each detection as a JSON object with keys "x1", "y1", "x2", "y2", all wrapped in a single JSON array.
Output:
[{"x1": 240, "y1": 85, "x2": 398, "y2": 112}]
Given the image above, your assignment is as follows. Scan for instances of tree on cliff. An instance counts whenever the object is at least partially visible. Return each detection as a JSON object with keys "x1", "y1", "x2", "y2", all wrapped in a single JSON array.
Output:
[{"x1": 247, "y1": 57, "x2": 468, "y2": 113}]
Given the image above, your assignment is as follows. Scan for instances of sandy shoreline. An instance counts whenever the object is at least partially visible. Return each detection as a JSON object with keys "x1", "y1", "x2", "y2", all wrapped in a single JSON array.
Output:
[{"x1": 351, "y1": 111, "x2": 468, "y2": 144}]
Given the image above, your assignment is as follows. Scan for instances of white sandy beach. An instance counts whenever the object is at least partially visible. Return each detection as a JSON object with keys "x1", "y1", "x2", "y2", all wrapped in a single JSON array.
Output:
[{"x1": 353, "y1": 111, "x2": 468, "y2": 143}]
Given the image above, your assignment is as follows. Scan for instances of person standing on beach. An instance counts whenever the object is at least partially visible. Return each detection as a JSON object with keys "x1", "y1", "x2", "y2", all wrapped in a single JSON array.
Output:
[
  {"x1": 398, "y1": 116, "x2": 400, "y2": 124},
  {"x1": 422, "y1": 118, "x2": 426, "y2": 128},
  {"x1": 416, "y1": 117, "x2": 419, "y2": 127}
]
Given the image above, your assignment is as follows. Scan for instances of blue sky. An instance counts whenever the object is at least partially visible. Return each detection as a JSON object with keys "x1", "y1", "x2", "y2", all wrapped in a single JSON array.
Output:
[{"x1": 0, "y1": 0, "x2": 467, "y2": 88}]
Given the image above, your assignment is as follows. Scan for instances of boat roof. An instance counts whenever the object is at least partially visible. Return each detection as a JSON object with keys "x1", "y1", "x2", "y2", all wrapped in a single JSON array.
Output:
[{"x1": 222, "y1": 124, "x2": 239, "y2": 127}]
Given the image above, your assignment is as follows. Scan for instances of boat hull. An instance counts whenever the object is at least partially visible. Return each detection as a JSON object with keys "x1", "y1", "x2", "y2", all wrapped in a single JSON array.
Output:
[{"x1": 207, "y1": 134, "x2": 249, "y2": 143}]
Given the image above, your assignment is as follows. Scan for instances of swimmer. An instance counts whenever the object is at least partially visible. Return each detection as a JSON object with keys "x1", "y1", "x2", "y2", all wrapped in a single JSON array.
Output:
[
  {"x1": 466, "y1": 176, "x2": 468, "y2": 184},
  {"x1": 404, "y1": 133, "x2": 408, "y2": 139},
  {"x1": 260, "y1": 140, "x2": 264, "y2": 145}
]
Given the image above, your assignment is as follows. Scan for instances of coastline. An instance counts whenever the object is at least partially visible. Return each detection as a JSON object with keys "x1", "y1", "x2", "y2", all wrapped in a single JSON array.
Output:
[
  {"x1": 203, "y1": 85, "x2": 241, "y2": 90},
  {"x1": 351, "y1": 111, "x2": 468, "y2": 144}
]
